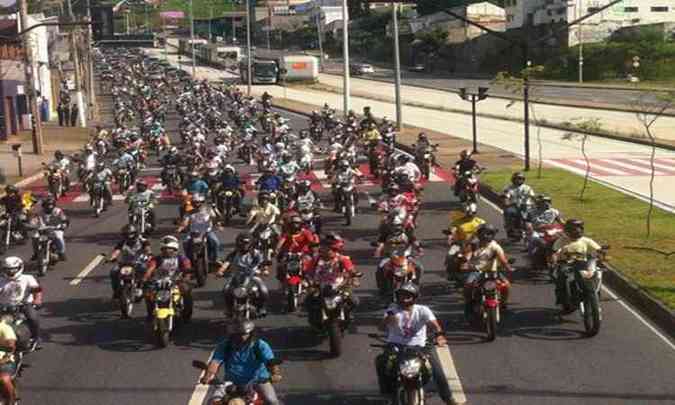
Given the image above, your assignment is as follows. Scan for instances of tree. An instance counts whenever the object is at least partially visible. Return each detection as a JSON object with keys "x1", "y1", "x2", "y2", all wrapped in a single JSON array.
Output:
[
  {"x1": 415, "y1": 0, "x2": 503, "y2": 16},
  {"x1": 561, "y1": 118, "x2": 603, "y2": 201},
  {"x1": 348, "y1": 0, "x2": 369, "y2": 20},
  {"x1": 632, "y1": 91, "x2": 675, "y2": 237},
  {"x1": 415, "y1": 28, "x2": 448, "y2": 54}
]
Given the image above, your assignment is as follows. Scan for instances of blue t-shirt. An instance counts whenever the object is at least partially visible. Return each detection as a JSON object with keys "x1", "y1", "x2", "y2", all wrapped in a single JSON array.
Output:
[
  {"x1": 212, "y1": 338, "x2": 275, "y2": 385},
  {"x1": 221, "y1": 175, "x2": 241, "y2": 189},
  {"x1": 187, "y1": 179, "x2": 210, "y2": 195},
  {"x1": 257, "y1": 175, "x2": 282, "y2": 192}
]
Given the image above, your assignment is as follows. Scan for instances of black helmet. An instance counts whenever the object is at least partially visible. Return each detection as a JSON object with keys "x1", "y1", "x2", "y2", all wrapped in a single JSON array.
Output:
[
  {"x1": 42, "y1": 197, "x2": 56, "y2": 211},
  {"x1": 122, "y1": 224, "x2": 138, "y2": 238},
  {"x1": 477, "y1": 224, "x2": 497, "y2": 242},
  {"x1": 397, "y1": 154, "x2": 411, "y2": 164},
  {"x1": 136, "y1": 180, "x2": 148, "y2": 192},
  {"x1": 55, "y1": 150, "x2": 64, "y2": 159},
  {"x1": 418, "y1": 132, "x2": 427, "y2": 140},
  {"x1": 5, "y1": 185, "x2": 18, "y2": 195},
  {"x1": 511, "y1": 172, "x2": 525, "y2": 185},
  {"x1": 235, "y1": 233, "x2": 253, "y2": 249},
  {"x1": 395, "y1": 282, "x2": 419, "y2": 307},
  {"x1": 564, "y1": 219, "x2": 584, "y2": 239}
]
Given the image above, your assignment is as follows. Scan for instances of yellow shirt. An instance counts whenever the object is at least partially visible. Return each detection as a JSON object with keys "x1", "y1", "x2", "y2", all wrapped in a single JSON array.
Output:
[
  {"x1": 248, "y1": 203, "x2": 281, "y2": 225},
  {"x1": 450, "y1": 216, "x2": 485, "y2": 241},
  {"x1": 553, "y1": 235, "x2": 601, "y2": 261},
  {"x1": 0, "y1": 321, "x2": 16, "y2": 361},
  {"x1": 363, "y1": 129, "x2": 381, "y2": 143}
]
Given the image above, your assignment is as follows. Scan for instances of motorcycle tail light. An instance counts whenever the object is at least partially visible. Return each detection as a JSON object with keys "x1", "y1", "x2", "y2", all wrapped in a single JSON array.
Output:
[
  {"x1": 288, "y1": 276, "x2": 302, "y2": 286},
  {"x1": 399, "y1": 358, "x2": 422, "y2": 378}
]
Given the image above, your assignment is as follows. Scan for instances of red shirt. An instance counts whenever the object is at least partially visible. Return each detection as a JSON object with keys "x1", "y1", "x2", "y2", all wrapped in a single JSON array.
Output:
[
  {"x1": 302, "y1": 254, "x2": 355, "y2": 285},
  {"x1": 279, "y1": 228, "x2": 319, "y2": 254}
]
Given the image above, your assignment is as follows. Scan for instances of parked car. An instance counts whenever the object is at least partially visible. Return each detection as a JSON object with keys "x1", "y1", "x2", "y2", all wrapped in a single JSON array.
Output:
[
  {"x1": 409, "y1": 64, "x2": 426, "y2": 72},
  {"x1": 350, "y1": 63, "x2": 375, "y2": 75}
]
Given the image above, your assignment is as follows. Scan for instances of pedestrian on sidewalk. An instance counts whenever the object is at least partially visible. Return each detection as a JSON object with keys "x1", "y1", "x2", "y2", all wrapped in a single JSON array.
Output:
[
  {"x1": 64, "y1": 103, "x2": 71, "y2": 127},
  {"x1": 70, "y1": 103, "x2": 78, "y2": 127},
  {"x1": 57, "y1": 102, "x2": 65, "y2": 126}
]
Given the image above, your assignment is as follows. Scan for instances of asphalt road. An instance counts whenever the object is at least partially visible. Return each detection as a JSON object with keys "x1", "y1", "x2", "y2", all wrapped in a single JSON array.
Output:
[
  {"x1": 321, "y1": 63, "x2": 659, "y2": 108},
  {"x1": 9, "y1": 72, "x2": 675, "y2": 405}
]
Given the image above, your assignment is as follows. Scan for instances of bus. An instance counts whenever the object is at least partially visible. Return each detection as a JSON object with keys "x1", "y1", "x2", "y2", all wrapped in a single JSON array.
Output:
[{"x1": 239, "y1": 59, "x2": 279, "y2": 84}]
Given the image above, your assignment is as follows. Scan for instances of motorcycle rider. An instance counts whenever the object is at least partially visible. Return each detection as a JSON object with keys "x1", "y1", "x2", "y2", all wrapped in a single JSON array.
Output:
[
  {"x1": 51, "y1": 150, "x2": 72, "y2": 191},
  {"x1": 159, "y1": 146, "x2": 183, "y2": 186},
  {"x1": 362, "y1": 121, "x2": 381, "y2": 146},
  {"x1": 394, "y1": 154, "x2": 422, "y2": 185},
  {"x1": 247, "y1": 192, "x2": 281, "y2": 236},
  {"x1": 275, "y1": 215, "x2": 319, "y2": 283},
  {"x1": 29, "y1": 197, "x2": 69, "y2": 262},
  {"x1": 376, "y1": 282, "x2": 446, "y2": 394},
  {"x1": 201, "y1": 320, "x2": 282, "y2": 405},
  {"x1": 90, "y1": 161, "x2": 114, "y2": 209},
  {"x1": 142, "y1": 235, "x2": 194, "y2": 321},
  {"x1": 500, "y1": 172, "x2": 535, "y2": 238},
  {"x1": 525, "y1": 194, "x2": 564, "y2": 255},
  {"x1": 0, "y1": 312, "x2": 18, "y2": 404},
  {"x1": 463, "y1": 224, "x2": 514, "y2": 316},
  {"x1": 216, "y1": 164, "x2": 245, "y2": 214},
  {"x1": 331, "y1": 159, "x2": 362, "y2": 212},
  {"x1": 551, "y1": 219, "x2": 603, "y2": 314},
  {"x1": 445, "y1": 203, "x2": 486, "y2": 284},
  {"x1": 125, "y1": 180, "x2": 157, "y2": 231},
  {"x1": 219, "y1": 233, "x2": 270, "y2": 318},
  {"x1": 185, "y1": 171, "x2": 210, "y2": 196},
  {"x1": 177, "y1": 193, "x2": 221, "y2": 265},
  {"x1": 113, "y1": 147, "x2": 138, "y2": 186},
  {"x1": 0, "y1": 257, "x2": 43, "y2": 350},
  {"x1": 453, "y1": 150, "x2": 480, "y2": 196},
  {"x1": 303, "y1": 237, "x2": 361, "y2": 320},
  {"x1": 256, "y1": 167, "x2": 283, "y2": 195},
  {"x1": 107, "y1": 224, "x2": 152, "y2": 299},
  {"x1": 0, "y1": 185, "x2": 28, "y2": 240}
]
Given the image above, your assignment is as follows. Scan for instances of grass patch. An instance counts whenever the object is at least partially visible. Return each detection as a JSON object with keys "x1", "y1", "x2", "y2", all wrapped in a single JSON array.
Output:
[
  {"x1": 482, "y1": 167, "x2": 675, "y2": 310},
  {"x1": 159, "y1": 0, "x2": 238, "y2": 19}
]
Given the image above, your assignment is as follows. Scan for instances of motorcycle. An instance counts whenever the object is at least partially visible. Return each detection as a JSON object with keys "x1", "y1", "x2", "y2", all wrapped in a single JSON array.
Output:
[
  {"x1": 375, "y1": 251, "x2": 419, "y2": 301},
  {"x1": 455, "y1": 169, "x2": 482, "y2": 204},
  {"x1": 31, "y1": 225, "x2": 60, "y2": 277},
  {"x1": 226, "y1": 269, "x2": 265, "y2": 321},
  {"x1": 253, "y1": 224, "x2": 276, "y2": 264},
  {"x1": 413, "y1": 144, "x2": 439, "y2": 180},
  {"x1": 372, "y1": 340, "x2": 432, "y2": 405},
  {"x1": 0, "y1": 304, "x2": 33, "y2": 353},
  {"x1": 284, "y1": 252, "x2": 304, "y2": 313},
  {"x1": 164, "y1": 165, "x2": 182, "y2": 194},
  {"x1": 192, "y1": 360, "x2": 282, "y2": 405},
  {"x1": 149, "y1": 276, "x2": 184, "y2": 348},
  {"x1": 305, "y1": 275, "x2": 360, "y2": 357},
  {"x1": 529, "y1": 223, "x2": 564, "y2": 276},
  {"x1": 216, "y1": 188, "x2": 241, "y2": 226},
  {"x1": 114, "y1": 256, "x2": 147, "y2": 319},
  {"x1": 129, "y1": 199, "x2": 154, "y2": 235},
  {"x1": 554, "y1": 248, "x2": 608, "y2": 337},
  {"x1": 0, "y1": 212, "x2": 25, "y2": 254},
  {"x1": 335, "y1": 175, "x2": 357, "y2": 226},
  {"x1": 90, "y1": 180, "x2": 108, "y2": 218},
  {"x1": 466, "y1": 267, "x2": 513, "y2": 342},
  {"x1": 188, "y1": 231, "x2": 211, "y2": 288},
  {"x1": 297, "y1": 201, "x2": 321, "y2": 235},
  {"x1": 116, "y1": 167, "x2": 132, "y2": 193}
]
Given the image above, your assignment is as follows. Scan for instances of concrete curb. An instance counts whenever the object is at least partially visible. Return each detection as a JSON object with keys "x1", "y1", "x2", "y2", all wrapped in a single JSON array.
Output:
[
  {"x1": 302, "y1": 82, "x2": 675, "y2": 152},
  {"x1": 479, "y1": 184, "x2": 675, "y2": 340}
]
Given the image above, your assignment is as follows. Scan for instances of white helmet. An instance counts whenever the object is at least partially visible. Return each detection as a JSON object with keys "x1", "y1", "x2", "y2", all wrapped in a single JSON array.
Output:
[
  {"x1": 160, "y1": 235, "x2": 180, "y2": 251},
  {"x1": 2, "y1": 256, "x2": 24, "y2": 280}
]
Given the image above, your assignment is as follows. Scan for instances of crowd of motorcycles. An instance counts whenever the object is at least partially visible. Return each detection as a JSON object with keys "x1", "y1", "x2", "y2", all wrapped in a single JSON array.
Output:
[{"x1": 0, "y1": 46, "x2": 612, "y2": 405}]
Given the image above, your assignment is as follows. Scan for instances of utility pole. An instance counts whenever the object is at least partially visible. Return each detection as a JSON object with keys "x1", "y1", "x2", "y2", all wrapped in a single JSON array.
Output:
[
  {"x1": 341, "y1": 0, "x2": 350, "y2": 116},
  {"x1": 315, "y1": 9, "x2": 324, "y2": 72},
  {"x1": 18, "y1": 0, "x2": 43, "y2": 154},
  {"x1": 209, "y1": 6, "x2": 213, "y2": 41},
  {"x1": 392, "y1": 2, "x2": 402, "y2": 130},
  {"x1": 86, "y1": 0, "x2": 97, "y2": 121},
  {"x1": 266, "y1": 6, "x2": 271, "y2": 50},
  {"x1": 245, "y1": 0, "x2": 252, "y2": 95},
  {"x1": 578, "y1": 0, "x2": 584, "y2": 83},
  {"x1": 190, "y1": 0, "x2": 196, "y2": 77},
  {"x1": 67, "y1": 0, "x2": 85, "y2": 127}
]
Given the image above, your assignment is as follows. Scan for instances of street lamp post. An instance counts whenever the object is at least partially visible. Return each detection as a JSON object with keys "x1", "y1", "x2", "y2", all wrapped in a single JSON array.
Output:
[
  {"x1": 341, "y1": 0, "x2": 350, "y2": 116},
  {"x1": 190, "y1": 0, "x2": 196, "y2": 77},
  {"x1": 392, "y1": 2, "x2": 402, "y2": 130},
  {"x1": 459, "y1": 87, "x2": 489, "y2": 154},
  {"x1": 632, "y1": 56, "x2": 640, "y2": 82}
]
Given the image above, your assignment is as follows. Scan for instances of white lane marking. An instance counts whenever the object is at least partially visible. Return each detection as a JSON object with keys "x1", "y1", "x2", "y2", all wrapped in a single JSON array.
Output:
[
  {"x1": 69, "y1": 255, "x2": 105, "y2": 286},
  {"x1": 72, "y1": 194, "x2": 128, "y2": 203},
  {"x1": 432, "y1": 346, "x2": 467, "y2": 405},
  {"x1": 479, "y1": 195, "x2": 675, "y2": 351},
  {"x1": 187, "y1": 350, "x2": 215, "y2": 405},
  {"x1": 14, "y1": 172, "x2": 46, "y2": 188}
]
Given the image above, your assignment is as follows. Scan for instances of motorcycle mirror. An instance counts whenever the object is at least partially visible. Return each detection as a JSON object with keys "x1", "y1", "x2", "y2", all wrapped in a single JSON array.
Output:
[{"x1": 192, "y1": 360, "x2": 208, "y2": 370}]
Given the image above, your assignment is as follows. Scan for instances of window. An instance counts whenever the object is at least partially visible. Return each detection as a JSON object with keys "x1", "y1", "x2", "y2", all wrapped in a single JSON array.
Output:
[
  {"x1": 624, "y1": 6, "x2": 638, "y2": 12},
  {"x1": 651, "y1": 6, "x2": 669, "y2": 12}
]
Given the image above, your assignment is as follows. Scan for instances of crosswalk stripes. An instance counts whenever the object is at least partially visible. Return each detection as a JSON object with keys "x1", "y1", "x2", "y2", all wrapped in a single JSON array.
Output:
[{"x1": 545, "y1": 157, "x2": 675, "y2": 177}]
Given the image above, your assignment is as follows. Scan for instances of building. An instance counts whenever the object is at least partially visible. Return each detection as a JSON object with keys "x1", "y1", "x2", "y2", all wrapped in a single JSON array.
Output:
[
  {"x1": 405, "y1": 2, "x2": 506, "y2": 44},
  {"x1": 504, "y1": 0, "x2": 675, "y2": 46}
]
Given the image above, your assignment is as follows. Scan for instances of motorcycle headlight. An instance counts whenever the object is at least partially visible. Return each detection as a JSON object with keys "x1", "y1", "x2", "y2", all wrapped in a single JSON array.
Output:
[
  {"x1": 39, "y1": 235, "x2": 48, "y2": 242},
  {"x1": 233, "y1": 287, "x2": 247, "y2": 299},
  {"x1": 156, "y1": 290, "x2": 171, "y2": 302},
  {"x1": 483, "y1": 280, "x2": 497, "y2": 291},
  {"x1": 261, "y1": 229, "x2": 271, "y2": 239},
  {"x1": 323, "y1": 295, "x2": 341, "y2": 310},
  {"x1": 0, "y1": 219, "x2": 6, "y2": 226},
  {"x1": 120, "y1": 266, "x2": 134, "y2": 276},
  {"x1": 225, "y1": 191, "x2": 233, "y2": 197},
  {"x1": 399, "y1": 358, "x2": 422, "y2": 378}
]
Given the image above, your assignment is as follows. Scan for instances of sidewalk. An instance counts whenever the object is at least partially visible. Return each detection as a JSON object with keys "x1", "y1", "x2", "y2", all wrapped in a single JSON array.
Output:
[{"x1": 0, "y1": 122, "x2": 92, "y2": 186}]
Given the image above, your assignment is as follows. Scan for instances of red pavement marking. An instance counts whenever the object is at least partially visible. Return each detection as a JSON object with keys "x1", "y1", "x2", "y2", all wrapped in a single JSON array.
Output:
[
  {"x1": 591, "y1": 159, "x2": 653, "y2": 176},
  {"x1": 613, "y1": 158, "x2": 675, "y2": 175},
  {"x1": 551, "y1": 159, "x2": 618, "y2": 177},
  {"x1": 654, "y1": 158, "x2": 675, "y2": 168}
]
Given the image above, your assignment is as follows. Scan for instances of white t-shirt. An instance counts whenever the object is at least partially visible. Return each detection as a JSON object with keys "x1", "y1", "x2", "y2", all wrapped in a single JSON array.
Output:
[
  {"x1": 385, "y1": 304, "x2": 436, "y2": 347},
  {"x1": 0, "y1": 275, "x2": 39, "y2": 306}
]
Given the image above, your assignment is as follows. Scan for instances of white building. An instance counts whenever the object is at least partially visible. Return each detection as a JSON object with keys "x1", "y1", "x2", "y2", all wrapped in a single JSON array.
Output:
[
  {"x1": 407, "y1": 2, "x2": 506, "y2": 44},
  {"x1": 505, "y1": 0, "x2": 675, "y2": 45}
]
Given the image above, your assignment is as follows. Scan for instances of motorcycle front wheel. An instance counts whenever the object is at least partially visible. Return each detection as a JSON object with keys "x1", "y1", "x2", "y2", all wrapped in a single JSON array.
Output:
[
  {"x1": 156, "y1": 318, "x2": 171, "y2": 348},
  {"x1": 328, "y1": 320, "x2": 343, "y2": 358},
  {"x1": 120, "y1": 287, "x2": 133, "y2": 318},
  {"x1": 485, "y1": 307, "x2": 497, "y2": 342},
  {"x1": 395, "y1": 385, "x2": 424, "y2": 405},
  {"x1": 195, "y1": 256, "x2": 207, "y2": 287},
  {"x1": 582, "y1": 291, "x2": 601, "y2": 337}
]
